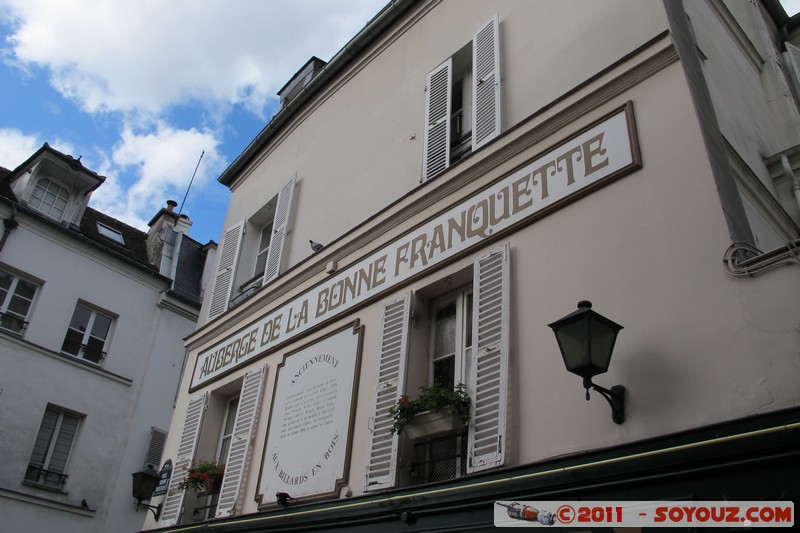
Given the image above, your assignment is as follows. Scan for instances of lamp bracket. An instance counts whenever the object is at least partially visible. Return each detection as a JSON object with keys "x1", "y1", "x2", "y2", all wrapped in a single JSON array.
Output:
[
  {"x1": 136, "y1": 500, "x2": 162, "y2": 521},
  {"x1": 583, "y1": 377, "x2": 625, "y2": 424}
]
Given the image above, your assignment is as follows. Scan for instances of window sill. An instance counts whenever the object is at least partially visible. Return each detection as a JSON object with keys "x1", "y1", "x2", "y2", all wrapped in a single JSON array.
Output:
[{"x1": 21, "y1": 480, "x2": 69, "y2": 495}]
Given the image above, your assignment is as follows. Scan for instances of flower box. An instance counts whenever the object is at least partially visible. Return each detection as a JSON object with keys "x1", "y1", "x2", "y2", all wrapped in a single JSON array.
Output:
[{"x1": 404, "y1": 410, "x2": 466, "y2": 440}]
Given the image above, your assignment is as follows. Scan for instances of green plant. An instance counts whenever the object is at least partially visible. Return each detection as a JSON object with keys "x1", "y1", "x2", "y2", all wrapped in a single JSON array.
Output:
[
  {"x1": 178, "y1": 459, "x2": 225, "y2": 492},
  {"x1": 389, "y1": 382, "x2": 471, "y2": 435}
]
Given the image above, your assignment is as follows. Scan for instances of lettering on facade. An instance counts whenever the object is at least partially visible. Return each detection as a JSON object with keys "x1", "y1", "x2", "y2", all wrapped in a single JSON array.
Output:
[{"x1": 193, "y1": 106, "x2": 638, "y2": 388}]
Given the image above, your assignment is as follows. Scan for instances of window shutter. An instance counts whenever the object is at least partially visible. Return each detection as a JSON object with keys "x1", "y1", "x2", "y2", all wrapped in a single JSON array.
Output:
[
  {"x1": 263, "y1": 174, "x2": 296, "y2": 285},
  {"x1": 208, "y1": 222, "x2": 244, "y2": 321},
  {"x1": 144, "y1": 427, "x2": 168, "y2": 468},
  {"x1": 471, "y1": 15, "x2": 501, "y2": 151},
  {"x1": 160, "y1": 393, "x2": 208, "y2": 527},
  {"x1": 422, "y1": 59, "x2": 452, "y2": 180},
  {"x1": 215, "y1": 363, "x2": 268, "y2": 518},
  {"x1": 467, "y1": 244, "x2": 509, "y2": 473},
  {"x1": 365, "y1": 292, "x2": 412, "y2": 492}
]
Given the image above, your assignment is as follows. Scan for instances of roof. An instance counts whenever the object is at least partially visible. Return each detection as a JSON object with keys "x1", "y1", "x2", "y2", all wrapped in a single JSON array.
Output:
[
  {"x1": 79, "y1": 207, "x2": 156, "y2": 270},
  {"x1": 1, "y1": 146, "x2": 207, "y2": 307}
]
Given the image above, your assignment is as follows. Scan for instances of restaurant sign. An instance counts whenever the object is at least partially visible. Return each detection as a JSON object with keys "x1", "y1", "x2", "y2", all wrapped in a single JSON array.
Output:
[{"x1": 191, "y1": 104, "x2": 640, "y2": 388}]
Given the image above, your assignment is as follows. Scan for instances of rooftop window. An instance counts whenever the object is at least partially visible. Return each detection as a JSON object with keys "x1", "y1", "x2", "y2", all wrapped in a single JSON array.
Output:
[{"x1": 97, "y1": 223, "x2": 125, "y2": 244}]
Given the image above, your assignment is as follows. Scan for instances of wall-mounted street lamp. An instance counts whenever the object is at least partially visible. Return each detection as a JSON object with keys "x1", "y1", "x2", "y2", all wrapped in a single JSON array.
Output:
[
  {"x1": 131, "y1": 465, "x2": 162, "y2": 520},
  {"x1": 548, "y1": 301, "x2": 626, "y2": 424}
]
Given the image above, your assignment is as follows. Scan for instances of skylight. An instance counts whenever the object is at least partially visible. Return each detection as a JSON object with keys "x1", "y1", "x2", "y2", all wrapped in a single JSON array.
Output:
[{"x1": 97, "y1": 223, "x2": 125, "y2": 245}]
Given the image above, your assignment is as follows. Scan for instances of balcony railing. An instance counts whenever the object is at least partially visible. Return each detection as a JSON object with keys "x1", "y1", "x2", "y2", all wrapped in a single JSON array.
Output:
[
  {"x1": 0, "y1": 312, "x2": 28, "y2": 335},
  {"x1": 410, "y1": 429, "x2": 468, "y2": 484},
  {"x1": 25, "y1": 465, "x2": 69, "y2": 488}
]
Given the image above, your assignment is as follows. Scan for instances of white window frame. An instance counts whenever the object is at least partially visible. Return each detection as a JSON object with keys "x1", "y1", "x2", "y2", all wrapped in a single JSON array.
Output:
[
  {"x1": 25, "y1": 406, "x2": 82, "y2": 489},
  {"x1": 61, "y1": 302, "x2": 115, "y2": 365},
  {"x1": 0, "y1": 268, "x2": 38, "y2": 335},
  {"x1": 428, "y1": 288, "x2": 473, "y2": 389},
  {"x1": 29, "y1": 178, "x2": 70, "y2": 220}
]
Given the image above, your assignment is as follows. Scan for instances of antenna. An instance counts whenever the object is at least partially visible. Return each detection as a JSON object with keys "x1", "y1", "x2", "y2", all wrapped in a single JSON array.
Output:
[{"x1": 178, "y1": 150, "x2": 205, "y2": 215}]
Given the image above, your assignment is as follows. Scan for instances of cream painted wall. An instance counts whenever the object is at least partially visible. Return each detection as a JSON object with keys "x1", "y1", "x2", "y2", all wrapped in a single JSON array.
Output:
[
  {"x1": 211, "y1": 0, "x2": 670, "y2": 301},
  {"x1": 158, "y1": 0, "x2": 799, "y2": 527}
]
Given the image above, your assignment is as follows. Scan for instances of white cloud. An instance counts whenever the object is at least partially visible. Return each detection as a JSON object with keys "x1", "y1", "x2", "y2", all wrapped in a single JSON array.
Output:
[
  {"x1": 0, "y1": 128, "x2": 75, "y2": 170},
  {"x1": 2, "y1": 0, "x2": 386, "y2": 116},
  {"x1": 0, "y1": 128, "x2": 39, "y2": 169},
  {"x1": 90, "y1": 122, "x2": 226, "y2": 229}
]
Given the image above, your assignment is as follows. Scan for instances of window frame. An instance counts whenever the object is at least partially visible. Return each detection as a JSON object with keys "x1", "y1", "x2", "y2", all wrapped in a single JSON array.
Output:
[
  {"x1": 29, "y1": 178, "x2": 71, "y2": 220},
  {"x1": 428, "y1": 287, "x2": 473, "y2": 389},
  {"x1": 60, "y1": 302, "x2": 115, "y2": 365},
  {"x1": 0, "y1": 268, "x2": 39, "y2": 336},
  {"x1": 25, "y1": 405, "x2": 82, "y2": 490}
]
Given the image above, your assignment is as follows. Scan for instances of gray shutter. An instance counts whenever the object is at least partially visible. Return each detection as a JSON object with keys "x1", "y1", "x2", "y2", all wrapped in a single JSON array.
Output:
[
  {"x1": 144, "y1": 427, "x2": 168, "y2": 468},
  {"x1": 467, "y1": 244, "x2": 509, "y2": 473},
  {"x1": 208, "y1": 222, "x2": 244, "y2": 321},
  {"x1": 262, "y1": 174, "x2": 296, "y2": 285},
  {"x1": 215, "y1": 363, "x2": 268, "y2": 518},
  {"x1": 365, "y1": 292, "x2": 412, "y2": 491},
  {"x1": 160, "y1": 393, "x2": 208, "y2": 527},
  {"x1": 422, "y1": 59, "x2": 452, "y2": 180},
  {"x1": 471, "y1": 15, "x2": 501, "y2": 151}
]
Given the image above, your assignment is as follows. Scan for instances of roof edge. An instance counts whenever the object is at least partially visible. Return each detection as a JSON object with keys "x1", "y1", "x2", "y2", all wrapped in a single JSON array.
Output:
[{"x1": 218, "y1": 0, "x2": 420, "y2": 187}]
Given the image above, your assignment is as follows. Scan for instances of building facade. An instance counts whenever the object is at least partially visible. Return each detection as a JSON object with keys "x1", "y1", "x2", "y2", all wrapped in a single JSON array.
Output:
[
  {"x1": 0, "y1": 144, "x2": 215, "y2": 532},
  {"x1": 146, "y1": 1, "x2": 800, "y2": 531}
]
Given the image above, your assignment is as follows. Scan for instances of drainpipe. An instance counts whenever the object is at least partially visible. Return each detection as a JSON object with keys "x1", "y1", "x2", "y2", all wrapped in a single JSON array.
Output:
[
  {"x1": 781, "y1": 154, "x2": 800, "y2": 213},
  {"x1": 0, "y1": 206, "x2": 19, "y2": 254}
]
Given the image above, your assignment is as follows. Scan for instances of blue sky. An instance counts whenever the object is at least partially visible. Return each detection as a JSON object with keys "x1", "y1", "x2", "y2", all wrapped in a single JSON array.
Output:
[
  {"x1": 0, "y1": 0, "x2": 386, "y2": 244},
  {"x1": 1, "y1": 1, "x2": 799, "y2": 245}
]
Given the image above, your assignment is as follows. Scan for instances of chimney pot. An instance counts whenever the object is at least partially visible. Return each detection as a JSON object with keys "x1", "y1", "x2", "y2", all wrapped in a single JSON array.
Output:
[{"x1": 166, "y1": 200, "x2": 178, "y2": 212}]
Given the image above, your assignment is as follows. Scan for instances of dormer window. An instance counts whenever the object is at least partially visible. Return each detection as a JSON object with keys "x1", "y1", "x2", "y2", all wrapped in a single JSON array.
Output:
[
  {"x1": 30, "y1": 178, "x2": 70, "y2": 220},
  {"x1": 97, "y1": 223, "x2": 125, "y2": 245}
]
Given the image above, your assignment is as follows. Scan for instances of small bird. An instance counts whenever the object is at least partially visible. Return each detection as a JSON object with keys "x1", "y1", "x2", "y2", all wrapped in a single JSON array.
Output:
[
  {"x1": 81, "y1": 499, "x2": 89, "y2": 509},
  {"x1": 276, "y1": 492, "x2": 295, "y2": 506},
  {"x1": 309, "y1": 240, "x2": 324, "y2": 252}
]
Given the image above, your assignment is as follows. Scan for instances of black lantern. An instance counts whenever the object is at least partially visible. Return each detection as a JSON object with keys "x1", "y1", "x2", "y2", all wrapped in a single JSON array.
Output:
[
  {"x1": 131, "y1": 464, "x2": 162, "y2": 520},
  {"x1": 548, "y1": 300, "x2": 625, "y2": 424}
]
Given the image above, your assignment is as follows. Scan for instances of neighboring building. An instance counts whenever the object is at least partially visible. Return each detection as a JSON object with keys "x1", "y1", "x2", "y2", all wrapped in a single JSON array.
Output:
[
  {"x1": 146, "y1": 1, "x2": 799, "y2": 531},
  {"x1": 0, "y1": 144, "x2": 216, "y2": 532}
]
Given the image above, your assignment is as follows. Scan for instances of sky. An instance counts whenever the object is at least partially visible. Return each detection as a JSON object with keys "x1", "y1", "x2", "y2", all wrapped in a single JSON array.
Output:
[
  {"x1": 0, "y1": 0, "x2": 386, "y2": 245},
  {"x1": 1, "y1": 1, "x2": 799, "y2": 245}
]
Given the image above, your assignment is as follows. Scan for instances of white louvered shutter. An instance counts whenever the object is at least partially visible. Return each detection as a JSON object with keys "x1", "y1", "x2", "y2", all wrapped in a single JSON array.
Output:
[
  {"x1": 467, "y1": 244, "x2": 509, "y2": 473},
  {"x1": 144, "y1": 427, "x2": 167, "y2": 468},
  {"x1": 422, "y1": 59, "x2": 452, "y2": 180},
  {"x1": 262, "y1": 174, "x2": 296, "y2": 285},
  {"x1": 160, "y1": 393, "x2": 208, "y2": 527},
  {"x1": 208, "y1": 222, "x2": 244, "y2": 321},
  {"x1": 215, "y1": 364, "x2": 268, "y2": 517},
  {"x1": 365, "y1": 292, "x2": 412, "y2": 491},
  {"x1": 471, "y1": 15, "x2": 501, "y2": 151}
]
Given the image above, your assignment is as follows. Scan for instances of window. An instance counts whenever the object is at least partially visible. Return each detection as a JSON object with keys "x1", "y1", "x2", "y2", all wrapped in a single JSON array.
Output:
[
  {"x1": 430, "y1": 289, "x2": 473, "y2": 389},
  {"x1": 422, "y1": 16, "x2": 500, "y2": 180},
  {"x1": 0, "y1": 268, "x2": 38, "y2": 335},
  {"x1": 29, "y1": 178, "x2": 70, "y2": 219},
  {"x1": 97, "y1": 223, "x2": 125, "y2": 245},
  {"x1": 253, "y1": 222, "x2": 274, "y2": 279},
  {"x1": 61, "y1": 303, "x2": 114, "y2": 364},
  {"x1": 365, "y1": 245, "x2": 510, "y2": 492},
  {"x1": 208, "y1": 175, "x2": 296, "y2": 321},
  {"x1": 200, "y1": 395, "x2": 240, "y2": 520},
  {"x1": 25, "y1": 406, "x2": 82, "y2": 489}
]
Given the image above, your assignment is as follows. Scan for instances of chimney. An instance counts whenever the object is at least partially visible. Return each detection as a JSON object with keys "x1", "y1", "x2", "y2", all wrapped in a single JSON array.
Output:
[{"x1": 146, "y1": 200, "x2": 192, "y2": 274}]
